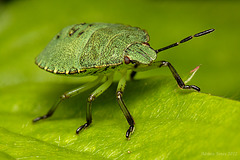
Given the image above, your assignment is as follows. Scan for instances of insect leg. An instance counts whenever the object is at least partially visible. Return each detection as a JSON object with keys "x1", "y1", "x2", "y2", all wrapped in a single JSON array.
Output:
[
  {"x1": 117, "y1": 70, "x2": 135, "y2": 139},
  {"x1": 33, "y1": 75, "x2": 104, "y2": 122},
  {"x1": 130, "y1": 71, "x2": 137, "y2": 80},
  {"x1": 76, "y1": 73, "x2": 114, "y2": 134},
  {"x1": 133, "y1": 61, "x2": 200, "y2": 91},
  {"x1": 130, "y1": 64, "x2": 139, "y2": 80},
  {"x1": 159, "y1": 61, "x2": 200, "y2": 91}
]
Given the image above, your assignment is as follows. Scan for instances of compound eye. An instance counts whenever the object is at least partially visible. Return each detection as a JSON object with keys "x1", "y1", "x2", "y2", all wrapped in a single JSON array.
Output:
[{"x1": 124, "y1": 56, "x2": 131, "y2": 64}]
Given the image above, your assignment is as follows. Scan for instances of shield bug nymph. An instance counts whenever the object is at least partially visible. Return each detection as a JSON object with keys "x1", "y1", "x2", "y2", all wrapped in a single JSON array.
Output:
[{"x1": 33, "y1": 23, "x2": 214, "y2": 139}]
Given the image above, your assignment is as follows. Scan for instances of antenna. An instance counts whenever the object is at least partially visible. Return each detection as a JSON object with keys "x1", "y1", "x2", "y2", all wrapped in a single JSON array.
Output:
[{"x1": 155, "y1": 28, "x2": 215, "y2": 53}]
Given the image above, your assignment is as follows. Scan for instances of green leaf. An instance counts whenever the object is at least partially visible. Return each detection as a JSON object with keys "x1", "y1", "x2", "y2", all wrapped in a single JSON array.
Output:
[
  {"x1": 0, "y1": 127, "x2": 95, "y2": 159},
  {"x1": 0, "y1": 77, "x2": 240, "y2": 159}
]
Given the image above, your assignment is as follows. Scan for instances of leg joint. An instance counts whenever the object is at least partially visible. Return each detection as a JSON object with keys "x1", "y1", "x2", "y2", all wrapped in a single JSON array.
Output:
[
  {"x1": 116, "y1": 91, "x2": 123, "y2": 99},
  {"x1": 159, "y1": 61, "x2": 169, "y2": 67},
  {"x1": 60, "y1": 93, "x2": 69, "y2": 100},
  {"x1": 88, "y1": 94, "x2": 95, "y2": 102}
]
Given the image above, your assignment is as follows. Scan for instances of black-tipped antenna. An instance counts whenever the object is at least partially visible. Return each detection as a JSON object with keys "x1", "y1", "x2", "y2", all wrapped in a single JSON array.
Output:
[{"x1": 155, "y1": 28, "x2": 215, "y2": 53}]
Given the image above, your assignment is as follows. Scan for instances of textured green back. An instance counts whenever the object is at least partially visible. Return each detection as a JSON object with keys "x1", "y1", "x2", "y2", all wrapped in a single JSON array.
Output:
[{"x1": 36, "y1": 23, "x2": 150, "y2": 74}]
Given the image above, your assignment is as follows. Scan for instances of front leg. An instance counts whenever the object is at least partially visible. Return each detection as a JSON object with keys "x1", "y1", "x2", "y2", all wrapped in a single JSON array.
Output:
[
  {"x1": 159, "y1": 61, "x2": 200, "y2": 91},
  {"x1": 133, "y1": 61, "x2": 200, "y2": 92},
  {"x1": 116, "y1": 70, "x2": 135, "y2": 139}
]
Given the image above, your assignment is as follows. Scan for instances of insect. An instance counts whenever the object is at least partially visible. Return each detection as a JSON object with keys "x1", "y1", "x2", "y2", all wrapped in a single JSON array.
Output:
[{"x1": 33, "y1": 23, "x2": 214, "y2": 139}]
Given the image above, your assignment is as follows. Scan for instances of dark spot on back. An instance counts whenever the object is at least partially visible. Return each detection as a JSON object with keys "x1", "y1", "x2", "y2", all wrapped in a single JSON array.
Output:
[
  {"x1": 69, "y1": 27, "x2": 79, "y2": 36},
  {"x1": 56, "y1": 34, "x2": 60, "y2": 39},
  {"x1": 89, "y1": 24, "x2": 94, "y2": 27},
  {"x1": 77, "y1": 31, "x2": 84, "y2": 37}
]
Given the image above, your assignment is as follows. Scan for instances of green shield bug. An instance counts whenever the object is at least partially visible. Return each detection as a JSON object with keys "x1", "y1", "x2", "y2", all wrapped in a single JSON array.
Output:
[{"x1": 33, "y1": 23, "x2": 214, "y2": 139}]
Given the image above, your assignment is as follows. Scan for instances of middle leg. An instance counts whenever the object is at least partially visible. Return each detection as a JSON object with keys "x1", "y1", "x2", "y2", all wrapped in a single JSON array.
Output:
[
  {"x1": 76, "y1": 73, "x2": 114, "y2": 134},
  {"x1": 116, "y1": 70, "x2": 135, "y2": 139}
]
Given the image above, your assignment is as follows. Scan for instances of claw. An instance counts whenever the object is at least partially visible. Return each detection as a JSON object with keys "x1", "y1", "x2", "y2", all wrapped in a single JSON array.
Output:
[
  {"x1": 126, "y1": 125, "x2": 135, "y2": 139},
  {"x1": 76, "y1": 123, "x2": 89, "y2": 134},
  {"x1": 32, "y1": 115, "x2": 47, "y2": 122}
]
